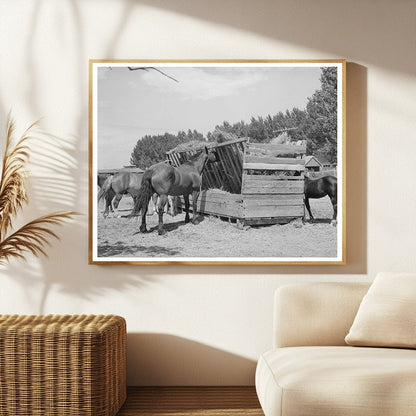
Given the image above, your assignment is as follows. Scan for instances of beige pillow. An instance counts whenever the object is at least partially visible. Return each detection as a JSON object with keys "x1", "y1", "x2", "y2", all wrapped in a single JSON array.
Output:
[{"x1": 345, "y1": 272, "x2": 416, "y2": 348}]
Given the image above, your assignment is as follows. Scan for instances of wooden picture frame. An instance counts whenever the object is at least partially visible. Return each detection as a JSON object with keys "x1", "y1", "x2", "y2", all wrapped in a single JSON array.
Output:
[{"x1": 89, "y1": 60, "x2": 346, "y2": 265}]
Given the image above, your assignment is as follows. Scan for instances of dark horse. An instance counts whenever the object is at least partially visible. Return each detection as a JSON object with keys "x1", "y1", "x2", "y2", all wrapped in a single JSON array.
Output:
[
  {"x1": 98, "y1": 172, "x2": 143, "y2": 217},
  {"x1": 304, "y1": 175, "x2": 338, "y2": 223},
  {"x1": 130, "y1": 147, "x2": 218, "y2": 235}
]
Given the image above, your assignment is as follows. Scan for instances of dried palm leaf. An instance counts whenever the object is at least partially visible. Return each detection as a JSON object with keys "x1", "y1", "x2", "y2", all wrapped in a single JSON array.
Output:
[
  {"x1": 0, "y1": 212, "x2": 78, "y2": 264},
  {"x1": 0, "y1": 116, "x2": 79, "y2": 264},
  {"x1": 0, "y1": 117, "x2": 37, "y2": 238}
]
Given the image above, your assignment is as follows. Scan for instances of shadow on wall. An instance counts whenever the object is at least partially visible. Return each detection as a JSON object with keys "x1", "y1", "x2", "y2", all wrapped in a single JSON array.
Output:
[
  {"x1": 0, "y1": 1, "x2": 146, "y2": 311},
  {"x1": 136, "y1": 0, "x2": 413, "y2": 76},
  {"x1": 0, "y1": 125, "x2": 158, "y2": 314},
  {"x1": 127, "y1": 333, "x2": 257, "y2": 386}
]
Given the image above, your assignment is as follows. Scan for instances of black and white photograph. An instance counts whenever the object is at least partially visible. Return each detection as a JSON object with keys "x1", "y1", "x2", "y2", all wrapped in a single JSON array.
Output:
[{"x1": 89, "y1": 60, "x2": 345, "y2": 264}]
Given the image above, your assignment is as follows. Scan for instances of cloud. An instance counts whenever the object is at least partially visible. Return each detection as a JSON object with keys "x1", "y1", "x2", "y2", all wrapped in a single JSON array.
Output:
[{"x1": 141, "y1": 67, "x2": 267, "y2": 100}]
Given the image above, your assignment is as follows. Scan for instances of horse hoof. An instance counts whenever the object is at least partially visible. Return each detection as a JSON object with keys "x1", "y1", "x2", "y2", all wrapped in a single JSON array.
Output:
[
  {"x1": 158, "y1": 229, "x2": 167, "y2": 236},
  {"x1": 139, "y1": 227, "x2": 148, "y2": 233}
]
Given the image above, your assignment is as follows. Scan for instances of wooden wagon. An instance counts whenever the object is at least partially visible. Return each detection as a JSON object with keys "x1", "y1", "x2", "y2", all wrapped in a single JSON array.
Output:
[{"x1": 167, "y1": 138, "x2": 306, "y2": 226}]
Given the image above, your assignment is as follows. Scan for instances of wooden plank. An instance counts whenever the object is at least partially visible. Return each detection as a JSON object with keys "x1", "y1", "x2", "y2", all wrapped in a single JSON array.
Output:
[
  {"x1": 243, "y1": 163, "x2": 305, "y2": 171},
  {"x1": 244, "y1": 205, "x2": 304, "y2": 218},
  {"x1": 244, "y1": 174, "x2": 304, "y2": 181},
  {"x1": 218, "y1": 146, "x2": 242, "y2": 193},
  {"x1": 227, "y1": 144, "x2": 244, "y2": 178},
  {"x1": 242, "y1": 181, "x2": 304, "y2": 194},
  {"x1": 244, "y1": 198, "x2": 303, "y2": 207},
  {"x1": 199, "y1": 191, "x2": 242, "y2": 202},
  {"x1": 213, "y1": 137, "x2": 248, "y2": 148},
  {"x1": 242, "y1": 180, "x2": 304, "y2": 194},
  {"x1": 204, "y1": 163, "x2": 222, "y2": 189},
  {"x1": 241, "y1": 146, "x2": 248, "y2": 192},
  {"x1": 243, "y1": 195, "x2": 304, "y2": 206},
  {"x1": 244, "y1": 217, "x2": 295, "y2": 226},
  {"x1": 243, "y1": 179, "x2": 305, "y2": 188},
  {"x1": 196, "y1": 195, "x2": 242, "y2": 218},
  {"x1": 247, "y1": 143, "x2": 306, "y2": 154},
  {"x1": 245, "y1": 156, "x2": 305, "y2": 165},
  {"x1": 246, "y1": 147, "x2": 301, "y2": 158},
  {"x1": 232, "y1": 143, "x2": 245, "y2": 185},
  {"x1": 216, "y1": 147, "x2": 237, "y2": 192}
]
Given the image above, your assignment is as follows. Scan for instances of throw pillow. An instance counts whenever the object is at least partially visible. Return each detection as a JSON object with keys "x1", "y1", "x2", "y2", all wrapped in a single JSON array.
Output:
[{"x1": 345, "y1": 272, "x2": 416, "y2": 348}]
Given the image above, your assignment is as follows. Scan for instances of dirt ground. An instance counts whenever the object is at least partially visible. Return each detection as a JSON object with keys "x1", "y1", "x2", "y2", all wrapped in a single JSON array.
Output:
[{"x1": 97, "y1": 196, "x2": 338, "y2": 259}]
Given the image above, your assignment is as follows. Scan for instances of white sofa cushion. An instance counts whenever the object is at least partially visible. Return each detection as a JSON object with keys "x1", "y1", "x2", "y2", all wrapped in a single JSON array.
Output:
[
  {"x1": 345, "y1": 272, "x2": 416, "y2": 348},
  {"x1": 256, "y1": 346, "x2": 416, "y2": 416},
  {"x1": 274, "y1": 283, "x2": 369, "y2": 348}
]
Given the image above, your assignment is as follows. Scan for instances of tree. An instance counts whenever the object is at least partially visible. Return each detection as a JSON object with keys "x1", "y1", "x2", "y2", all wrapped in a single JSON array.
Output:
[
  {"x1": 304, "y1": 67, "x2": 338, "y2": 162},
  {"x1": 130, "y1": 129, "x2": 206, "y2": 168}
]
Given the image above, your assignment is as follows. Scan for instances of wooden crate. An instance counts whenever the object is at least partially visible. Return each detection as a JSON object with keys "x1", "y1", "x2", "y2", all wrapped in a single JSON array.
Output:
[
  {"x1": 167, "y1": 138, "x2": 246, "y2": 194},
  {"x1": 169, "y1": 139, "x2": 306, "y2": 225},
  {"x1": 240, "y1": 142, "x2": 305, "y2": 225}
]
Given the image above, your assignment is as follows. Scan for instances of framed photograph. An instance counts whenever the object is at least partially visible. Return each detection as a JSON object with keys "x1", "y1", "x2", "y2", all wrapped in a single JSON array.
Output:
[{"x1": 89, "y1": 60, "x2": 345, "y2": 265}]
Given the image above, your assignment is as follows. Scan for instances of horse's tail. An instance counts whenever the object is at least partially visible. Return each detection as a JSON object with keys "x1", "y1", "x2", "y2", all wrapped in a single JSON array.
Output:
[
  {"x1": 97, "y1": 175, "x2": 113, "y2": 203},
  {"x1": 128, "y1": 169, "x2": 154, "y2": 217},
  {"x1": 329, "y1": 175, "x2": 337, "y2": 198}
]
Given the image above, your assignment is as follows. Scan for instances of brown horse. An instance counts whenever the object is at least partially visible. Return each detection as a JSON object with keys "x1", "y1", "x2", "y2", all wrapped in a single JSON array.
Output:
[
  {"x1": 98, "y1": 172, "x2": 143, "y2": 217},
  {"x1": 98, "y1": 173, "x2": 117, "y2": 216},
  {"x1": 99, "y1": 170, "x2": 176, "y2": 218},
  {"x1": 304, "y1": 175, "x2": 338, "y2": 223},
  {"x1": 129, "y1": 147, "x2": 218, "y2": 235}
]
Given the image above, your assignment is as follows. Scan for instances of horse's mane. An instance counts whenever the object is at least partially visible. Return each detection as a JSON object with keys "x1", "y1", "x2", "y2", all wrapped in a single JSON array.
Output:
[{"x1": 183, "y1": 149, "x2": 205, "y2": 165}]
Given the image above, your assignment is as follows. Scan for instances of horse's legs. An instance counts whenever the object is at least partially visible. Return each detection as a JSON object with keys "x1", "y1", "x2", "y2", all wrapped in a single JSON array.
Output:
[
  {"x1": 139, "y1": 206, "x2": 148, "y2": 233},
  {"x1": 103, "y1": 192, "x2": 116, "y2": 218},
  {"x1": 103, "y1": 197, "x2": 111, "y2": 218},
  {"x1": 183, "y1": 194, "x2": 190, "y2": 223},
  {"x1": 113, "y1": 194, "x2": 122, "y2": 210},
  {"x1": 148, "y1": 193, "x2": 158, "y2": 215},
  {"x1": 167, "y1": 195, "x2": 175, "y2": 216},
  {"x1": 157, "y1": 194, "x2": 168, "y2": 235},
  {"x1": 330, "y1": 195, "x2": 338, "y2": 221},
  {"x1": 304, "y1": 197, "x2": 314, "y2": 220},
  {"x1": 171, "y1": 196, "x2": 177, "y2": 216},
  {"x1": 191, "y1": 190, "x2": 200, "y2": 224}
]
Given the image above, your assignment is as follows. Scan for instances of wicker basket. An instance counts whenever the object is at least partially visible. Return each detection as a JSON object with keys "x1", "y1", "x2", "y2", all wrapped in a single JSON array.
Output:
[{"x1": 0, "y1": 314, "x2": 126, "y2": 416}]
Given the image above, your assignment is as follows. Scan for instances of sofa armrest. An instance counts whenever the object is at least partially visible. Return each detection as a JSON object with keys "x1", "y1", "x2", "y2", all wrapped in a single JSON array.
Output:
[{"x1": 274, "y1": 282, "x2": 370, "y2": 348}]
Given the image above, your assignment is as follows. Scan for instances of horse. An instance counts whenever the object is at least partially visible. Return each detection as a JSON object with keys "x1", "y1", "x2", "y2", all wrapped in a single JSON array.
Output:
[
  {"x1": 98, "y1": 171, "x2": 176, "y2": 218},
  {"x1": 98, "y1": 173, "x2": 116, "y2": 217},
  {"x1": 98, "y1": 171, "x2": 143, "y2": 217},
  {"x1": 129, "y1": 147, "x2": 218, "y2": 235},
  {"x1": 304, "y1": 175, "x2": 338, "y2": 223}
]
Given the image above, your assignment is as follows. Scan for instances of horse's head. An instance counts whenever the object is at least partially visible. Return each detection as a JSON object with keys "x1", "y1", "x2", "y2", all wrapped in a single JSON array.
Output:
[{"x1": 205, "y1": 147, "x2": 219, "y2": 163}]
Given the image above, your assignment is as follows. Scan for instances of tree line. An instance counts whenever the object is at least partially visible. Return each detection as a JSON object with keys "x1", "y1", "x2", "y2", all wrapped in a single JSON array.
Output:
[{"x1": 130, "y1": 67, "x2": 338, "y2": 168}]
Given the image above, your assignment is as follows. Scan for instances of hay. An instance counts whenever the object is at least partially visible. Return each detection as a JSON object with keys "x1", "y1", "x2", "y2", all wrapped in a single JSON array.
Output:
[
  {"x1": 169, "y1": 140, "x2": 217, "y2": 153},
  {"x1": 206, "y1": 188, "x2": 231, "y2": 194}
]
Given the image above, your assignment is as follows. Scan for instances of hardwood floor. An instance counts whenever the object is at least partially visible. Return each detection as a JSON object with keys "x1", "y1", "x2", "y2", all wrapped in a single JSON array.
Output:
[{"x1": 117, "y1": 386, "x2": 264, "y2": 416}]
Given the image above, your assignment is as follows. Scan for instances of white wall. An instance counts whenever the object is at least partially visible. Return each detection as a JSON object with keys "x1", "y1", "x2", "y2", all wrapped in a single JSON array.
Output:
[{"x1": 0, "y1": 0, "x2": 415, "y2": 385}]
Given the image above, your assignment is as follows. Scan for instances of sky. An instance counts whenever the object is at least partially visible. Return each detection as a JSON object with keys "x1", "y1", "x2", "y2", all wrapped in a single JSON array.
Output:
[{"x1": 95, "y1": 64, "x2": 322, "y2": 170}]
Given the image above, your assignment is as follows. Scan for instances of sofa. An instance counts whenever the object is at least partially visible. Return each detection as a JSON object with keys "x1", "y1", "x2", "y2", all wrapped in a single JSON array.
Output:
[{"x1": 255, "y1": 277, "x2": 416, "y2": 416}]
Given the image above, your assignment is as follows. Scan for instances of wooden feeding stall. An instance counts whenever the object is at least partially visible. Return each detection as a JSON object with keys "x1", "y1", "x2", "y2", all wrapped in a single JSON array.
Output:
[{"x1": 167, "y1": 138, "x2": 306, "y2": 226}]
